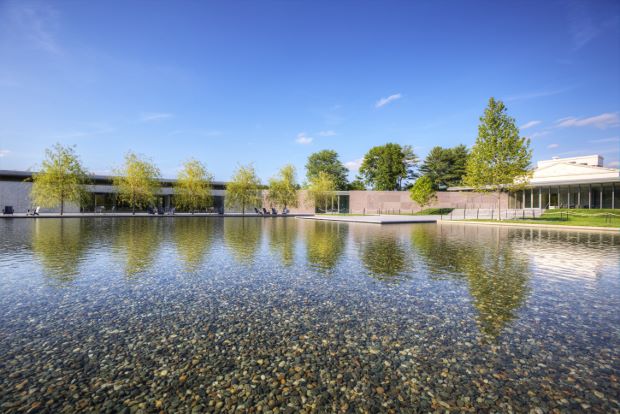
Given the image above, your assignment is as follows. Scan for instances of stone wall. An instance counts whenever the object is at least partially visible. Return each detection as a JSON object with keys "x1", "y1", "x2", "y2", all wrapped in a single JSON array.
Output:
[{"x1": 348, "y1": 190, "x2": 510, "y2": 214}]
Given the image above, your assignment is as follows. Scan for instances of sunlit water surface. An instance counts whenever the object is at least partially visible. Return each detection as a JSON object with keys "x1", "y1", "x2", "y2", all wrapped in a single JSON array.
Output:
[{"x1": 0, "y1": 218, "x2": 619, "y2": 413}]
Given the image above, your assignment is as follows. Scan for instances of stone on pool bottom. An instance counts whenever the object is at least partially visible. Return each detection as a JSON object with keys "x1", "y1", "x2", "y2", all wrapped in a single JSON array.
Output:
[{"x1": 0, "y1": 218, "x2": 619, "y2": 413}]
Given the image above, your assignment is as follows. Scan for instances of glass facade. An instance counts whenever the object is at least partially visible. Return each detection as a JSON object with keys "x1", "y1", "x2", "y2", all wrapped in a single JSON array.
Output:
[{"x1": 505, "y1": 183, "x2": 618, "y2": 210}]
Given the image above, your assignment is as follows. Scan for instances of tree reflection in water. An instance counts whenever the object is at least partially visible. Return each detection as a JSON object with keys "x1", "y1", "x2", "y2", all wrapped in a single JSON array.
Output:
[
  {"x1": 266, "y1": 218, "x2": 298, "y2": 267},
  {"x1": 411, "y1": 225, "x2": 531, "y2": 339},
  {"x1": 32, "y1": 219, "x2": 93, "y2": 283},
  {"x1": 114, "y1": 218, "x2": 163, "y2": 277},
  {"x1": 305, "y1": 221, "x2": 346, "y2": 272},
  {"x1": 354, "y1": 226, "x2": 410, "y2": 282},
  {"x1": 224, "y1": 218, "x2": 262, "y2": 264},
  {"x1": 173, "y1": 218, "x2": 214, "y2": 271}
]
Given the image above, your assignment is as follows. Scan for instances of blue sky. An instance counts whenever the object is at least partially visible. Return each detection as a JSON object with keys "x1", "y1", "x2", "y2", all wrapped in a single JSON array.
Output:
[{"x1": 0, "y1": 0, "x2": 619, "y2": 182}]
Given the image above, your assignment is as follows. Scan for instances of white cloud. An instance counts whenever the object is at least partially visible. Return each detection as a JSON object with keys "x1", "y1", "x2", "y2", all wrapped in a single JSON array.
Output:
[
  {"x1": 556, "y1": 112, "x2": 620, "y2": 129},
  {"x1": 608, "y1": 161, "x2": 620, "y2": 167},
  {"x1": 318, "y1": 130, "x2": 337, "y2": 137},
  {"x1": 526, "y1": 131, "x2": 550, "y2": 139},
  {"x1": 9, "y1": 2, "x2": 62, "y2": 54},
  {"x1": 295, "y1": 132, "x2": 313, "y2": 145},
  {"x1": 344, "y1": 158, "x2": 363, "y2": 171},
  {"x1": 140, "y1": 112, "x2": 174, "y2": 122},
  {"x1": 375, "y1": 93, "x2": 402, "y2": 108},
  {"x1": 520, "y1": 120, "x2": 542, "y2": 130},
  {"x1": 0, "y1": 149, "x2": 10, "y2": 157},
  {"x1": 588, "y1": 136, "x2": 619, "y2": 144},
  {"x1": 547, "y1": 143, "x2": 559, "y2": 149}
]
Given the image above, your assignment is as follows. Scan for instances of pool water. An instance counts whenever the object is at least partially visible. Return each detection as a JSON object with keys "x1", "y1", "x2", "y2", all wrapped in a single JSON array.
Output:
[{"x1": 0, "y1": 218, "x2": 619, "y2": 413}]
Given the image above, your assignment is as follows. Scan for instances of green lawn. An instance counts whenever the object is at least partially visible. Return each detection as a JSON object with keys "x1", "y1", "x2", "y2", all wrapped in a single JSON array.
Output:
[
  {"x1": 469, "y1": 209, "x2": 620, "y2": 228},
  {"x1": 413, "y1": 208, "x2": 455, "y2": 216}
]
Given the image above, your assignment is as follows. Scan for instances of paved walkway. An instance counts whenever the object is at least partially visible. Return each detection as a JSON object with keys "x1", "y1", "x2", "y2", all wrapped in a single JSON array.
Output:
[{"x1": 296, "y1": 214, "x2": 440, "y2": 224}]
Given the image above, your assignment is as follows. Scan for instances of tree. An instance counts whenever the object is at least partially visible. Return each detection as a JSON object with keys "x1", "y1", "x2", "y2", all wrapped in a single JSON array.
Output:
[
  {"x1": 174, "y1": 159, "x2": 213, "y2": 213},
  {"x1": 31, "y1": 144, "x2": 90, "y2": 215},
  {"x1": 464, "y1": 97, "x2": 532, "y2": 218},
  {"x1": 113, "y1": 152, "x2": 161, "y2": 215},
  {"x1": 305, "y1": 150, "x2": 349, "y2": 190},
  {"x1": 347, "y1": 178, "x2": 367, "y2": 190},
  {"x1": 225, "y1": 164, "x2": 262, "y2": 215},
  {"x1": 307, "y1": 171, "x2": 336, "y2": 213},
  {"x1": 419, "y1": 144, "x2": 469, "y2": 189},
  {"x1": 267, "y1": 164, "x2": 299, "y2": 210},
  {"x1": 358, "y1": 143, "x2": 418, "y2": 191},
  {"x1": 409, "y1": 175, "x2": 437, "y2": 208}
]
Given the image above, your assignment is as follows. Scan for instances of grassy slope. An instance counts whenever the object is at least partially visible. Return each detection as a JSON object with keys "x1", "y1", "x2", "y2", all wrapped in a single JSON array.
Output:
[{"x1": 470, "y1": 209, "x2": 620, "y2": 228}]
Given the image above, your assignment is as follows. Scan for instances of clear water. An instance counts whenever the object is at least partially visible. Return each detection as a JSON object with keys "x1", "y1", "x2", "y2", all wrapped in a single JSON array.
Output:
[{"x1": 0, "y1": 218, "x2": 619, "y2": 413}]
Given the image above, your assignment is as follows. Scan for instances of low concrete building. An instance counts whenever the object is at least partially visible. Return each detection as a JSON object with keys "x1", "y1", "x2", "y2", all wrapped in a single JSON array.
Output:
[{"x1": 1, "y1": 154, "x2": 618, "y2": 214}]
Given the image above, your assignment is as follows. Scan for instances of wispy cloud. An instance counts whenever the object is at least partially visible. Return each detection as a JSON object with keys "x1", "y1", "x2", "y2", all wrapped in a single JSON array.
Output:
[
  {"x1": 520, "y1": 120, "x2": 542, "y2": 130},
  {"x1": 318, "y1": 130, "x2": 337, "y2": 137},
  {"x1": 526, "y1": 131, "x2": 551, "y2": 139},
  {"x1": 295, "y1": 132, "x2": 313, "y2": 145},
  {"x1": 555, "y1": 112, "x2": 620, "y2": 129},
  {"x1": 0, "y1": 149, "x2": 10, "y2": 158},
  {"x1": 565, "y1": 2, "x2": 618, "y2": 50},
  {"x1": 344, "y1": 158, "x2": 363, "y2": 171},
  {"x1": 8, "y1": 2, "x2": 62, "y2": 54},
  {"x1": 375, "y1": 93, "x2": 402, "y2": 108},
  {"x1": 140, "y1": 112, "x2": 174, "y2": 122},
  {"x1": 505, "y1": 88, "x2": 570, "y2": 102},
  {"x1": 547, "y1": 143, "x2": 560, "y2": 149},
  {"x1": 588, "y1": 136, "x2": 620, "y2": 144}
]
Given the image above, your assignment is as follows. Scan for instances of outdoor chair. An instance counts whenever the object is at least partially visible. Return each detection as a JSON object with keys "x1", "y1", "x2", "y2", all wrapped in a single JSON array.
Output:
[
  {"x1": 27, "y1": 206, "x2": 40, "y2": 216},
  {"x1": 262, "y1": 208, "x2": 270, "y2": 215},
  {"x1": 157, "y1": 207, "x2": 164, "y2": 215},
  {"x1": 271, "y1": 207, "x2": 278, "y2": 215},
  {"x1": 3, "y1": 206, "x2": 14, "y2": 215},
  {"x1": 254, "y1": 207, "x2": 263, "y2": 215}
]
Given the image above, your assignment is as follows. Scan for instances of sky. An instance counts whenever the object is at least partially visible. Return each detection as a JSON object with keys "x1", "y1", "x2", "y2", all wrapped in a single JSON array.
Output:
[{"x1": 0, "y1": 0, "x2": 619, "y2": 182}]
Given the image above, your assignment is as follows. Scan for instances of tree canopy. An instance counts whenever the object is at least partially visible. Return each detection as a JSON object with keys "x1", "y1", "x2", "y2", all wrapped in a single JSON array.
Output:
[
  {"x1": 267, "y1": 164, "x2": 299, "y2": 210},
  {"x1": 419, "y1": 144, "x2": 469, "y2": 189},
  {"x1": 409, "y1": 175, "x2": 437, "y2": 208},
  {"x1": 113, "y1": 152, "x2": 161, "y2": 214},
  {"x1": 174, "y1": 159, "x2": 213, "y2": 213},
  {"x1": 305, "y1": 150, "x2": 349, "y2": 190},
  {"x1": 464, "y1": 97, "x2": 532, "y2": 193},
  {"x1": 31, "y1": 144, "x2": 90, "y2": 215},
  {"x1": 358, "y1": 143, "x2": 418, "y2": 190},
  {"x1": 307, "y1": 171, "x2": 336, "y2": 213},
  {"x1": 225, "y1": 164, "x2": 262, "y2": 215}
]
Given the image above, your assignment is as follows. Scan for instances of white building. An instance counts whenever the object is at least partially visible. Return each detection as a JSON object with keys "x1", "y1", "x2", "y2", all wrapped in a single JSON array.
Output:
[{"x1": 508, "y1": 155, "x2": 620, "y2": 209}]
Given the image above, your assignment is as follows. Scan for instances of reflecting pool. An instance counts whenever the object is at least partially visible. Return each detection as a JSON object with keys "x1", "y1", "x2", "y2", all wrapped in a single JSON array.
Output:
[{"x1": 0, "y1": 218, "x2": 619, "y2": 413}]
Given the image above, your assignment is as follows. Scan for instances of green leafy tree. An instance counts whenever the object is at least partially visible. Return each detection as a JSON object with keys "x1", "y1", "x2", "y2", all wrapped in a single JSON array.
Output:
[
  {"x1": 113, "y1": 152, "x2": 161, "y2": 214},
  {"x1": 305, "y1": 150, "x2": 349, "y2": 190},
  {"x1": 464, "y1": 97, "x2": 532, "y2": 218},
  {"x1": 30, "y1": 144, "x2": 90, "y2": 215},
  {"x1": 358, "y1": 143, "x2": 418, "y2": 190},
  {"x1": 347, "y1": 178, "x2": 367, "y2": 190},
  {"x1": 174, "y1": 159, "x2": 213, "y2": 213},
  {"x1": 409, "y1": 175, "x2": 437, "y2": 208},
  {"x1": 225, "y1": 164, "x2": 262, "y2": 215},
  {"x1": 307, "y1": 171, "x2": 336, "y2": 213},
  {"x1": 267, "y1": 164, "x2": 299, "y2": 210},
  {"x1": 420, "y1": 144, "x2": 469, "y2": 189}
]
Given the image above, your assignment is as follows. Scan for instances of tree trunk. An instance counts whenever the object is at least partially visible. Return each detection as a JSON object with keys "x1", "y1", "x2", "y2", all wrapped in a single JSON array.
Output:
[{"x1": 61, "y1": 198, "x2": 64, "y2": 216}]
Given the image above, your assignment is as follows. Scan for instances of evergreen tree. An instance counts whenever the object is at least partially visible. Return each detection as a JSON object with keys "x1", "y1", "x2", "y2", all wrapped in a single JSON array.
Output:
[{"x1": 464, "y1": 97, "x2": 532, "y2": 217}]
